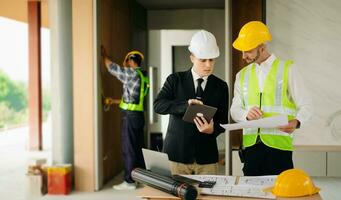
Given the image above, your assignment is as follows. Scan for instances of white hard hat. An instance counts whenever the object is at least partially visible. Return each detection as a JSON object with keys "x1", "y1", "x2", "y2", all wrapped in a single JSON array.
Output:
[{"x1": 188, "y1": 30, "x2": 220, "y2": 59}]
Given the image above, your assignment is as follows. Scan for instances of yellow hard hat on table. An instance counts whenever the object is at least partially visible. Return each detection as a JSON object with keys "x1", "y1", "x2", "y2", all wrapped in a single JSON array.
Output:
[
  {"x1": 233, "y1": 21, "x2": 272, "y2": 51},
  {"x1": 269, "y1": 168, "x2": 320, "y2": 197},
  {"x1": 123, "y1": 50, "x2": 144, "y2": 67}
]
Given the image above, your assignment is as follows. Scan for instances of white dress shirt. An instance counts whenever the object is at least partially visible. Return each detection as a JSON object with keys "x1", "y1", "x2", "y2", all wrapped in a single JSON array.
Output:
[
  {"x1": 230, "y1": 54, "x2": 313, "y2": 126},
  {"x1": 191, "y1": 67, "x2": 208, "y2": 91}
]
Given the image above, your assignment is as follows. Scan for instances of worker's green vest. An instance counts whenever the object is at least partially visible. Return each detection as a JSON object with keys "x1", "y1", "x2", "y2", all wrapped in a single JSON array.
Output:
[
  {"x1": 239, "y1": 58, "x2": 297, "y2": 151},
  {"x1": 119, "y1": 68, "x2": 149, "y2": 111}
]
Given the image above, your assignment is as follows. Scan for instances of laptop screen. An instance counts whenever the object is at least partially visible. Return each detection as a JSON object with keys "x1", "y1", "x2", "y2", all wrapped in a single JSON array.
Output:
[{"x1": 142, "y1": 148, "x2": 172, "y2": 177}]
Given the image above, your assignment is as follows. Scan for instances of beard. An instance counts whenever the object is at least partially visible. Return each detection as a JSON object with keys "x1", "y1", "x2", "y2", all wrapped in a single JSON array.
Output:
[{"x1": 245, "y1": 49, "x2": 261, "y2": 64}]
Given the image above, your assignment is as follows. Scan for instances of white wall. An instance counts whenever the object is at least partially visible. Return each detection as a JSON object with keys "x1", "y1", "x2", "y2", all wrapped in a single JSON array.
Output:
[
  {"x1": 148, "y1": 30, "x2": 198, "y2": 136},
  {"x1": 148, "y1": 9, "x2": 226, "y2": 80},
  {"x1": 148, "y1": 9, "x2": 227, "y2": 150},
  {"x1": 267, "y1": 0, "x2": 341, "y2": 147}
]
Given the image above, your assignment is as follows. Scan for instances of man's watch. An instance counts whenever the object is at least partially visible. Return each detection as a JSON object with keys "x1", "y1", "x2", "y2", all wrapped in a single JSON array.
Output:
[{"x1": 296, "y1": 120, "x2": 301, "y2": 129}]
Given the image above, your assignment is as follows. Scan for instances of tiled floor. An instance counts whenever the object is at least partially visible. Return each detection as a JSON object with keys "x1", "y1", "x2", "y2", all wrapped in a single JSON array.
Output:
[
  {"x1": 1, "y1": 126, "x2": 341, "y2": 200},
  {"x1": 0, "y1": 125, "x2": 143, "y2": 200},
  {"x1": 42, "y1": 172, "x2": 143, "y2": 200},
  {"x1": 41, "y1": 176, "x2": 341, "y2": 200},
  {"x1": 0, "y1": 126, "x2": 33, "y2": 200}
]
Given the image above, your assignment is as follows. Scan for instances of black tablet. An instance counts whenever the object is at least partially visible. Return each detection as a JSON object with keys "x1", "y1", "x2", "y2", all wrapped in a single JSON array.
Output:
[{"x1": 182, "y1": 104, "x2": 217, "y2": 123}]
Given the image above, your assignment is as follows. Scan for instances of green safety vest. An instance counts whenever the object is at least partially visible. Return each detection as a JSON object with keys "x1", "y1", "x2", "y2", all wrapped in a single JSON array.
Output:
[
  {"x1": 119, "y1": 68, "x2": 149, "y2": 111},
  {"x1": 239, "y1": 58, "x2": 297, "y2": 151}
]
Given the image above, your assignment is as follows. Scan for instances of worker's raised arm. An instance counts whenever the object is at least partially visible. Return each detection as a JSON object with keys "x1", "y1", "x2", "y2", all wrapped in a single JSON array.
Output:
[{"x1": 101, "y1": 46, "x2": 113, "y2": 70}]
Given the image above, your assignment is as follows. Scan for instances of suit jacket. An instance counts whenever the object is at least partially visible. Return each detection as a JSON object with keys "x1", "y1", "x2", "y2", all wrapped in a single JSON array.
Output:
[{"x1": 154, "y1": 69, "x2": 229, "y2": 164}]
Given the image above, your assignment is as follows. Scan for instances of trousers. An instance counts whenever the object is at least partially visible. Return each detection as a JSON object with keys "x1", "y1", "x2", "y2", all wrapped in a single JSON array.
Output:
[{"x1": 121, "y1": 110, "x2": 145, "y2": 183}]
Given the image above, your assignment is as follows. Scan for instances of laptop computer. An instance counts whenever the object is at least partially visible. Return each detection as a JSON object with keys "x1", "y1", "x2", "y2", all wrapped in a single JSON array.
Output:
[
  {"x1": 142, "y1": 148, "x2": 200, "y2": 184},
  {"x1": 142, "y1": 148, "x2": 172, "y2": 177}
]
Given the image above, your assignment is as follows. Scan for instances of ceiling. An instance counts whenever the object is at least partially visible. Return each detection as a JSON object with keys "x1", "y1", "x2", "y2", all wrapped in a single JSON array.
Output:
[
  {"x1": 0, "y1": 0, "x2": 49, "y2": 27},
  {"x1": 136, "y1": 0, "x2": 225, "y2": 10}
]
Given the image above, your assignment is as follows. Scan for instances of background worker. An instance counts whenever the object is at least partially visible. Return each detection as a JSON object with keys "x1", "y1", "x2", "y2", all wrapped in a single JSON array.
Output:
[
  {"x1": 154, "y1": 30, "x2": 229, "y2": 175},
  {"x1": 230, "y1": 21, "x2": 313, "y2": 176},
  {"x1": 102, "y1": 47, "x2": 149, "y2": 190}
]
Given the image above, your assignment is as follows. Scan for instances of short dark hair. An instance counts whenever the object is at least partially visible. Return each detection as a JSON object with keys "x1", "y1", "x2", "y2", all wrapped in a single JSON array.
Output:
[{"x1": 128, "y1": 54, "x2": 142, "y2": 66}]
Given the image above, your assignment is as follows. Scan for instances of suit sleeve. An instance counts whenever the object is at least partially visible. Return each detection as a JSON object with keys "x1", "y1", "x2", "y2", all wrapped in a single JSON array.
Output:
[
  {"x1": 154, "y1": 74, "x2": 188, "y2": 115},
  {"x1": 212, "y1": 82, "x2": 229, "y2": 137}
]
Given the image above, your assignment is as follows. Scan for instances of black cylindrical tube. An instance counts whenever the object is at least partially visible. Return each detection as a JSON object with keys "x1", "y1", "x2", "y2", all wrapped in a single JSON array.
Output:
[{"x1": 132, "y1": 168, "x2": 197, "y2": 200}]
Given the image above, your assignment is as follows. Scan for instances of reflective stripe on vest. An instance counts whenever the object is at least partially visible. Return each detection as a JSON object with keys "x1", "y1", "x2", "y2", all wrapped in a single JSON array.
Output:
[
  {"x1": 240, "y1": 59, "x2": 297, "y2": 151},
  {"x1": 119, "y1": 68, "x2": 149, "y2": 111}
]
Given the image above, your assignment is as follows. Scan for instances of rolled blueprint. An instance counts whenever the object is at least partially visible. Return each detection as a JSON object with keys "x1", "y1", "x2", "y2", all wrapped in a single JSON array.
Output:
[{"x1": 132, "y1": 168, "x2": 197, "y2": 200}]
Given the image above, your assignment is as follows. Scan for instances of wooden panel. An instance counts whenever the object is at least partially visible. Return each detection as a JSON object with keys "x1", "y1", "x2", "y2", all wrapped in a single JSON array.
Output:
[
  {"x1": 72, "y1": 0, "x2": 146, "y2": 189},
  {"x1": 232, "y1": 0, "x2": 264, "y2": 78},
  {"x1": 327, "y1": 152, "x2": 341, "y2": 177},
  {"x1": 72, "y1": 0, "x2": 95, "y2": 191},
  {"x1": 230, "y1": 0, "x2": 264, "y2": 148},
  {"x1": 132, "y1": 0, "x2": 149, "y2": 153},
  {"x1": 229, "y1": 0, "x2": 264, "y2": 174},
  {"x1": 100, "y1": 0, "x2": 136, "y2": 184},
  {"x1": 28, "y1": 1, "x2": 42, "y2": 151},
  {"x1": 293, "y1": 151, "x2": 326, "y2": 176}
]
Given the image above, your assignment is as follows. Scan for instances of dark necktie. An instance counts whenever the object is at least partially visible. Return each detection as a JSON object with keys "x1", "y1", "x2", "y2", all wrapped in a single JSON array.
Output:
[{"x1": 196, "y1": 78, "x2": 204, "y2": 100}]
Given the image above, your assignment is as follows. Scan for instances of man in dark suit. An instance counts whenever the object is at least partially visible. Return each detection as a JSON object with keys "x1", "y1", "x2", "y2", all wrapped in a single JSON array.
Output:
[{"x1": 154, "y1": 30, "x2": 229, "y2": 175}]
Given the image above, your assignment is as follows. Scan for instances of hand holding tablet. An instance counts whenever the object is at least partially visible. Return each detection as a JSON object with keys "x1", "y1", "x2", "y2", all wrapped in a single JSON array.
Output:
[{"x1": 182, "y1": 104, "x2": 217, "y2": 124}]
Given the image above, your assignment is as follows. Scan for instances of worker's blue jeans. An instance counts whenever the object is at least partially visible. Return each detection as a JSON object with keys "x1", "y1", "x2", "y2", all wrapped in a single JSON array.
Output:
[{"x1": 121, "y1": 110, "x2": 146, "y2": 183}]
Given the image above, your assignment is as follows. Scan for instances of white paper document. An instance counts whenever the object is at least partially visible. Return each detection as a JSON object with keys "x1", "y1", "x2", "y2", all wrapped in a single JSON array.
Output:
[
  {"x1": 200, "y1": 185, "x2": 276, "y2": 199},
  {"x1": 238, "y1": 175, "x2": 277, "y2": 187},
  {"x1": 185, "y1": 175, "x2": 277, "y2": 199},
  {"x1": 183, "y1": 175, "x2": 237, "y2": 186},
  {"x1": 220, "y1": 115, "x2": 288, "y2": 131}
]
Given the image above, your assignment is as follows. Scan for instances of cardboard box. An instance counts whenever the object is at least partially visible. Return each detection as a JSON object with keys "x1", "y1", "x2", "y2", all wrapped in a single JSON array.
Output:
[
  {"x1": 47, "y1": 164, "x2": 72, "y2": 195},
  {"x1": 25, "y1": 174, "x2": 43, "y2": 200}
]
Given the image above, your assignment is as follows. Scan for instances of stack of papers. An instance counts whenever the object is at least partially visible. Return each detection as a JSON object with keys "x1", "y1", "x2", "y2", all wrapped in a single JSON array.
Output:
[
  {"x1": 184, "y1": 175, "x2": 277, "y2": 199},
  {"x1": 220, "y1": 115, "x2": 288, "y2": 131}
]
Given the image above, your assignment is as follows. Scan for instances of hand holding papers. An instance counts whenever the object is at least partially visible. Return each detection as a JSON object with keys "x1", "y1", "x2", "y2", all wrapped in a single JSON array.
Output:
[{"x1": 220, "y1": 115, "x2": 288, "y2": 131}]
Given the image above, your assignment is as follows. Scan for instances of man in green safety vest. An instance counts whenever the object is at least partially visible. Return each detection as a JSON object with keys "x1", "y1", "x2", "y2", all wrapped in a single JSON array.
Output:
[
  {"x1": 230, "y1": 21, "x2": 313, "y2": 176},
  {"x1": 102, "y1": 47, "x2": 149, "y2": 190}
]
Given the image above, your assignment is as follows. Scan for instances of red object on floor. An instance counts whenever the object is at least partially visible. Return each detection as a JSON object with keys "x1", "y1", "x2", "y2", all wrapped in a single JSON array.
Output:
[{"x1": 47, "y1": 165, "x2": 72, "y2": 195}]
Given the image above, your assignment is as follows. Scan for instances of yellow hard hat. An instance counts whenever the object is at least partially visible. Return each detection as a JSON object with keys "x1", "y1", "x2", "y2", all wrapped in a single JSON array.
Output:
[
  {"x1": 123, "y1": 50, "x2": 144, "y2": 67},
  {"x1": 233, "y1": 21, "x2": 272, "y2": 51},
  {"x1": 270, "y1": 169, "x2": 320, "y2": 197}
]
